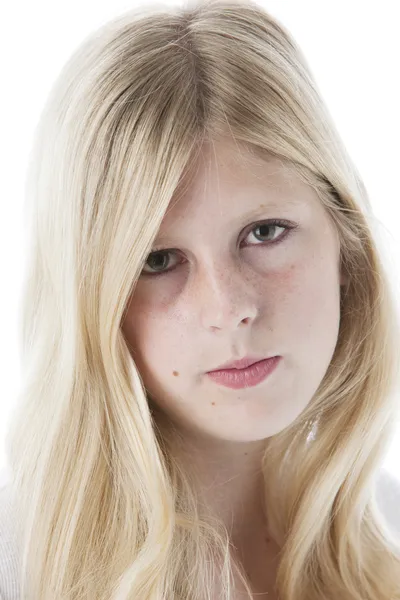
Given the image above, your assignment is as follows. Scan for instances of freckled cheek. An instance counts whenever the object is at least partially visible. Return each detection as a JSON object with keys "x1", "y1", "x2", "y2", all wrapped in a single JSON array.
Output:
[
  {"x1": 253, "y1": 264, "x2": 298, "y2": 299},
  {"x1": 274, "y1": 260, "x2": 341, "y2": 334},
  {"x1": 259, "y1": 263, "x2": 329, "y2": 328},
  {"x1": 267, "y1": 264, "x2": 297, "y2": 287},
  {"x1": 122, "y1": 298, "x2": 183, "y2": 377}
]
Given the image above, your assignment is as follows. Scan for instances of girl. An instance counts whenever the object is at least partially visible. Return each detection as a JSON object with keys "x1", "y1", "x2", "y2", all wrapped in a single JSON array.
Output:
[{"x1": 1, "y1": 1, "x2": 400, "y2": 598}]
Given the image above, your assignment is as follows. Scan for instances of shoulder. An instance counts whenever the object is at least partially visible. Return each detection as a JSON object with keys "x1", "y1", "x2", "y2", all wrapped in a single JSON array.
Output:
[
  {"x1": 0, "y1": 468, "x2": 20, "y2": 600},
  {"x1": 375, "y1": 467, "x2": 400, "y2": 538}
]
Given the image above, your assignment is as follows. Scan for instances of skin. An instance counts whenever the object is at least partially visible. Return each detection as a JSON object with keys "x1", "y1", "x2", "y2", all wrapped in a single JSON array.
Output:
[{"x1": 121, "y1": 136, "x2": 347, "y2": 589}]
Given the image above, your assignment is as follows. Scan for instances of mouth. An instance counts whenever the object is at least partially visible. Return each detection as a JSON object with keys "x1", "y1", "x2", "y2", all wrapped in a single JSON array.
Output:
[
  {"x1": 206, "y1": 356, "x2": 282, "y2": 389},
  {"x1": 207, "y1": 355, "x2": 278, "y2": 372}
]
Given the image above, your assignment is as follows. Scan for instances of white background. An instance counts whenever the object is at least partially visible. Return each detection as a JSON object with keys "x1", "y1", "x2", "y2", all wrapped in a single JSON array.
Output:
[{"x1": 0, "y1": 0, "x2": 399, "y2": 482}]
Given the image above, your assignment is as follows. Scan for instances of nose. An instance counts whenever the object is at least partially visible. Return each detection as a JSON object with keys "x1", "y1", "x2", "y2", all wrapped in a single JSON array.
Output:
[{"x1": 193, "y1": 262, "x2": 259, "y2": 332}]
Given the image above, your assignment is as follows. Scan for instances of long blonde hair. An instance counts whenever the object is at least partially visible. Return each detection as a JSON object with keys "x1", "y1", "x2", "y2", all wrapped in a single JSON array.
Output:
[{"x1": 5, "y1": 0, "x2": 400, "y2": 598}]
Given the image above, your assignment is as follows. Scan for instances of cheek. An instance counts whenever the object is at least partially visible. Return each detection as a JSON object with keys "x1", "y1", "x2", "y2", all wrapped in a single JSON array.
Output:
[
  {"x1": 254, "y1": 262, "x2": 302, "y2": 310},
  {"x1": 273, "y1": 259, "x2": 341, "y2": 355},
  {"x1": 123, "y1": 296, "x2": 170, "y2": 351},
  {"x1": 266, "y1": 259, "x2": 341, "y2": 420},
  {"x1": 121, "y1": 294, "x2": 184, "y2": 380},
  {"x1": 121, "y1": 299, "x2": 194, "y2": 418},
  {"x1": 269, "y1": 263, "x2": 297, "y2": 288}
]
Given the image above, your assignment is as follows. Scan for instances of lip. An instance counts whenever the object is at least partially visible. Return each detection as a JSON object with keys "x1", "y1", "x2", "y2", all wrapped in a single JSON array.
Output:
[
  {"x1": 206, "y1": 356, "x2": 281, "y2": 390},
  {"x1": 207, "y1": 355, "x2": 277, "y2": 372}
]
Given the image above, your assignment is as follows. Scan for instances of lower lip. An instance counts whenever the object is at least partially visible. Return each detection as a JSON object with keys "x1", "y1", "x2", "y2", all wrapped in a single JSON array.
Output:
[{"x1": 206, "y1": 356, "x2": 281, "y2": 389}]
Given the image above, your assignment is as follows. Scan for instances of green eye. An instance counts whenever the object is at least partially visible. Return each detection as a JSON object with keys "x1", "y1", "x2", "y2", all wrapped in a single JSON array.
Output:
[
  {"x1": 143, "y1": 250, "x2": 179, "y2": 274},
  {"x1": 141, "y1": 218, "x2": 297, "y2": 277}
]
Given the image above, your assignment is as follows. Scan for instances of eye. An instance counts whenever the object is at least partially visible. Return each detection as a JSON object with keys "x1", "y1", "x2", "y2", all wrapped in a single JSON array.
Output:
[
  {"x1": 140, "y1": 218, "x2": 297, "y2": 277},
  {"x1": 141, "y1": 247, "x2": 182, "y2": 276},
  {"x1": 242, "y1": 219, "x2": 294, "y2": 247}
]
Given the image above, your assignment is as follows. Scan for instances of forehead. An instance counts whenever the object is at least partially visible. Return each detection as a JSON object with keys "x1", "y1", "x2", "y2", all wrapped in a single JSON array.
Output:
[
  {"x1": 177, "y1": 140, "x2": 304, "y2": 196},
  {"x1": 159, "y1": 140, "x2": 316, "y2": 228}
]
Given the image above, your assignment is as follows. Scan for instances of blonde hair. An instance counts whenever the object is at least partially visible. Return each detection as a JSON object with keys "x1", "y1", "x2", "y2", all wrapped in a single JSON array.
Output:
[{"x1": 5, "y1": 0, "x2": 400, "y2": 598}]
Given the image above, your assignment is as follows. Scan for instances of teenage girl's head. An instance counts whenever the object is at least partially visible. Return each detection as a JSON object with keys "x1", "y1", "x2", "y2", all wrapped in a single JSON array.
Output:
[
  {"x1": 121, "y1": 134, "x2": 348, "y2": 452},
  {"x1": 6, "y1": 1, "x2": 400, "y2": 599}
]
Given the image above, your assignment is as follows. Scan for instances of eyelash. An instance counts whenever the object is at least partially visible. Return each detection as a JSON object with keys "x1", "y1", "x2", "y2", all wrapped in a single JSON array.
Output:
[{"x1": 141, "y1": 218, "x2": 297, "y2": 277}]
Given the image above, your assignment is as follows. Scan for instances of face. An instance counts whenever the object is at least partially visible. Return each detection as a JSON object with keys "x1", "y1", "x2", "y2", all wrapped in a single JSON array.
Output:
[{"x1": 121, "y1": 138, "x2": 345, "y2": 447}]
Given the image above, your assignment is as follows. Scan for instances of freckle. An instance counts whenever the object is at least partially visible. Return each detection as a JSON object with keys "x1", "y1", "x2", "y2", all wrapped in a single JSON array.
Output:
[
  {"x1": 211, "y1": 401, "x2": 216, "y2": 405},
  {"x1": 172, "y1": 370, "x2": 179, "y2": 376}
]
